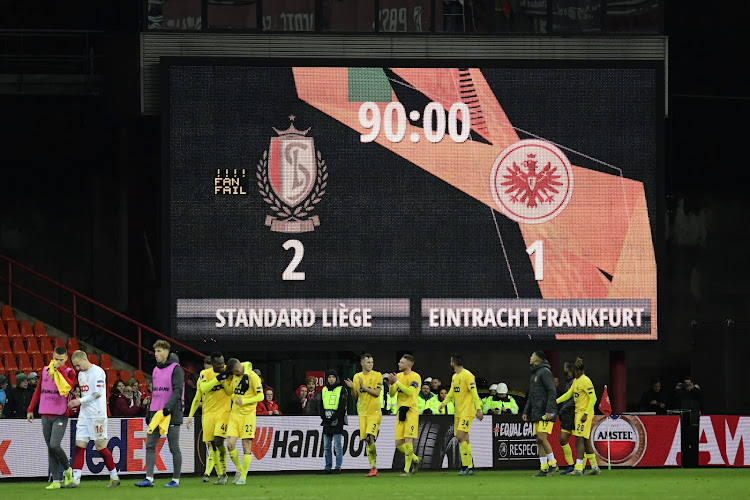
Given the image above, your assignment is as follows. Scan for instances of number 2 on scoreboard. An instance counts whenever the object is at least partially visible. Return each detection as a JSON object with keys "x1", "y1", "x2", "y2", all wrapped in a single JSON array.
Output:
[{"x1": 282, "y1": 239, "x2": 305, "y2": 281}]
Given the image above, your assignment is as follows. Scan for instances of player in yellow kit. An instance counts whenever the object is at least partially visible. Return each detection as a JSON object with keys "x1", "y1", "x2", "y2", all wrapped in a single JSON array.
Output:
[
  {"x1": 438, "y1": 354, "x2": 484, "y2": 476},
  {"x1": 556, "y1": 357, "x2": 600, "y2": 476},
  {"x1": 344, "y1": 353, "x2": 383, "y2": 477},
  {"x1": 224, "y1": 358, "x2": 264, "y2": 485},
  {"x1": 186, "y1": 356, "x2": 215, "y2": 482},
  {"x1": 387, "y1": 354, "x2": 422, "y2": 477},
  {"x1": 198, "y1": 352, "x2": 233, "y2": 485}
]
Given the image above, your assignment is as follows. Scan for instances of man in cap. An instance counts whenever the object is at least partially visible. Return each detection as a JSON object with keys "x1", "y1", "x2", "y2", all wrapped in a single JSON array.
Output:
[{"x1": 5, "y1": 373, "x2": 35, "y2": 418}]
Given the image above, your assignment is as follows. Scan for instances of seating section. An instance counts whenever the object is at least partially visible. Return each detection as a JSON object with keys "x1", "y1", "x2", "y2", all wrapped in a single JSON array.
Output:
[{"x1": 0, "y1": 312, "x2": 150, "y2": 409}]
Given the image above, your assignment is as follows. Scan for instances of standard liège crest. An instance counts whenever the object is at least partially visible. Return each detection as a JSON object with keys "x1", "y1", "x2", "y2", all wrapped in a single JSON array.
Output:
[{"x1": 257, "y1": 116, "x2": 327, "y2": 233}]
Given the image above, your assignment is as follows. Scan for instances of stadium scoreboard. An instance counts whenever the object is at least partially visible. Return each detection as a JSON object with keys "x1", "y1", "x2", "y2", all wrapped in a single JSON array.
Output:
[{"x1": 165, "y1": 61, "x2": 660, "y2": 344}]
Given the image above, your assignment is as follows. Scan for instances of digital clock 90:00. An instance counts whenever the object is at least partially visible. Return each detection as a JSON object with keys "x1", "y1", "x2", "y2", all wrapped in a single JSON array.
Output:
[{"x1": 359, "y1": 101, "x2": 471, "y2": 144}]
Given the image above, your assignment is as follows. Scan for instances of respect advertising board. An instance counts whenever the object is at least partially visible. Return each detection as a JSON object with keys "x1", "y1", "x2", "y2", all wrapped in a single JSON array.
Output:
[
  {"x1": 193, "y1": 415, "x2": 492, "y2": 472},
  {"x1": 493, "y1": 415, "x2": 682, "y2": 467},
  {"x1": 0, "y1": 418, "x2": 195, "y2": 478}
]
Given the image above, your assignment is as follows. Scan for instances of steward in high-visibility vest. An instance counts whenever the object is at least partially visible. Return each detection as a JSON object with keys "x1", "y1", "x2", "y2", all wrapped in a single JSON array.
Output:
[
  {"x1": 321, "y1": 369, "x2": 348, "y2": 472},
  {"x1": 488, "y1": 383, "x2": 519, "y2": 415},
  {"x1": 417, "y1": 383, "x2": 441, "y2": 415},
  {"x1": 437, "y1": 389, "x2": 455, "y2": 414}
]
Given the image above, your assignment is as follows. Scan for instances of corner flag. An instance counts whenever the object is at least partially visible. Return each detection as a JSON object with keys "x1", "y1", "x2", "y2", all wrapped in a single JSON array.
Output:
[
  {"x1": 599, "y1": 385, "x2": 612, "y2": 417},
  {"x1": 600, "y1": 385, "x2": 613, "y2": 470}
]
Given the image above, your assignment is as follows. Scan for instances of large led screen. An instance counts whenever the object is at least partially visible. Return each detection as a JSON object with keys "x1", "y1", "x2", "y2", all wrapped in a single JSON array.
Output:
[{"x1": 166, "y1": 62, "x2": 659, "y2": 343}]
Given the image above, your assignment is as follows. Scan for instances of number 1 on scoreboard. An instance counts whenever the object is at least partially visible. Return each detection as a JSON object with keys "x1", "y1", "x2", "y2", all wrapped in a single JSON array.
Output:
[{"x1": 526, "y1": 240, "x2": 544, "y2": 281}]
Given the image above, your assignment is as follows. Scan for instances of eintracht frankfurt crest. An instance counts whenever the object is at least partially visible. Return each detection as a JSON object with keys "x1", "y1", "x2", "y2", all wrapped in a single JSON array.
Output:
[
  {"x1": 257, "y1": 116, "x2": 327, "y2": 233},
  {"x1": 490, "y1": 139, "x2": 573, "y2": 224}
]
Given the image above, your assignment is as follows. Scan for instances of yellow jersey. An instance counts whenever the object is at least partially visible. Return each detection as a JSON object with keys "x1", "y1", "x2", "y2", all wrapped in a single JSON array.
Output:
[
  {"x1": 353, "y1": 370, "x2": 383, "y2": 417},
  {"x1": 557, "y1": 374, "x2": 596, "y2": 415},
  {"x1": 445, "y1": 368, "x2": 482, "y2": 416},
  {"x1": 392, "y1": 371, "x2": 420, "y2": 410},
  {"x1": 198, "y1": 367, "x2": 232, "y2": 415},
  {"x1": 227, "y1": 362, "x2": 264, "y2": 416}
]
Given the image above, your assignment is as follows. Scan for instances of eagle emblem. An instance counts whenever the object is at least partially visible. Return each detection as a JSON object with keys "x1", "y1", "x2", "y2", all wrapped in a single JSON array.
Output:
[{"x1": 490, "y1": 139, "x2": 573, "y2": 224}]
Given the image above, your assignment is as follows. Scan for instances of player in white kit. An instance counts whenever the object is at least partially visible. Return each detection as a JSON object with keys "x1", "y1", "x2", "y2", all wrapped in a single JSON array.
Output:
[{"x1": 64, "y1": 350, "x2": 120, "y2": 488}]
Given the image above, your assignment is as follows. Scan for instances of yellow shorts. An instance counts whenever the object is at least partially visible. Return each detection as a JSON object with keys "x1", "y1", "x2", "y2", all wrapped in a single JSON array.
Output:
[
  {"x1": 395, "y1": 408, "x2": 419, "y2": 440},
  {"x1": 561, "y1": 428, "x2": 573, "y2": 435},
  {"x1": 572, "y1": 413, "x2": 593, "y2": 439},
  {"x1": 359, "y1": 414, "x2": 381, "y2": 440},
  {"x1": 454, "y1": 414, "x2": 474, "y2": 434},
  {"x1": 534, "y1": 420, "x2": 554, "y2": 435},
  {"x1": 227, "y1": 412, "x2": 256, "y2": 440},
  {"x1": 202, "y1": 411, "x2": 230, "y2": 442}
]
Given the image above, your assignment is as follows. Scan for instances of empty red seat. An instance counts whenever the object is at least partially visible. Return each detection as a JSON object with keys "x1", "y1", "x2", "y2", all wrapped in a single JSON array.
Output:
[
  {"x1": 67, "y1": 338, "x2": 79, "y2": 352},
  {"x1": 0, "y1": 305, "x2": 14, "y2": 322},
  {"x1": 53, "y1": 337, "x2": 65, "y2": 349},
  {"x1": 0, "y1": 337, "x2": 10, "y2": 354},
  {"x1": 5, "y1": 322, "x2": 21, "y2": 338},
  {"x1": 25, "y1": 338, "x2": 40, "y2": 354},
  {"x1": 17, "y1": 353, "x2": 32, "y2": 371},
  {"x1": 105, "y1": 368, "x2": 118, "y2": 387},
  {"x1": 11, "y1": 339, "x2": 26, "y2": 355},
  {"x1": 2, "y1": 354, "x2": 18, "y2": 371},
  {"x1": 19, "y1": 321, "x2": 34, "y2": 338},
  {"x1": 8, "y1": 370, "x2": 17, "y2": 386},
  {"x1": 100, "y1": 353, "x2": 113, "y2": 370},
  {"x1": 0, "y1": 322, "x2": 6, "y2": 337},
  {"x1": 119, "y1": 369, "x2": 131, "y2": 382},
  {"x1": 0, "y1": 360, "x2": 4, "y2": 372},
  {"x1": 32, "y1": 322, "x2": 48, "y2": 337},
  {"x1": 31, "y1": 353, "x2": 45, "y2": 371},
  {"x1": 87, "y1": 353, "x2": 99, "y2": 365},
  {"x1": 38, "y1": 336, "x2": 53, "y2": 355}
]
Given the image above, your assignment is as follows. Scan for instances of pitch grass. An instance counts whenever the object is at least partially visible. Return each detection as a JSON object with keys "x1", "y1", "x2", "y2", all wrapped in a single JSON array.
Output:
[{"x1": 1, "y1": 469, "x2": 747, "y2": 500}]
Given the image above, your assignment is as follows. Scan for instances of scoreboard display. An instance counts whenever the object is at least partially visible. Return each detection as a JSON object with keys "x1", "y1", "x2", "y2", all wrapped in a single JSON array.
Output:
[{"x1": 165, "y1": 61, "x2": 660, "y2": 345}]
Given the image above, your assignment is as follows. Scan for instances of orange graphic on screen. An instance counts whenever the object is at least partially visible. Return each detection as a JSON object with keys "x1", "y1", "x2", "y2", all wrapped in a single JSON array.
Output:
[{"x1": 292, "y1": 67, "x2": 657, "y2": 340}]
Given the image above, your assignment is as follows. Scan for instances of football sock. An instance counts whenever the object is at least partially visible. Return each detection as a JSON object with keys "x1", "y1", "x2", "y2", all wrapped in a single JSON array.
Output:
[
  {"x1": 98, "y1": 447, "x2": 117, "y2": 473},
  {"x1": 396, "y1": 444, "x2": 406, "y2": 454},
  {"x1": 241, "y1": 454, "x2": 252, "y2": 480},
  {"x1": 219, "y1": 446, "x2": 227, "y2": 475},
  {"x1": 73, "y1": 446, "x2": 86, "y2": 472},
  {"x1": 539, "y1": 456, "x2": 549, "y2": 471},
  {"x1": 562, "y1": 444, "x2": 574, "y2": 465},
  {"x1": 575, "y1": 458, "x2": 584, "y2": 471},
  {"x1": 546, "y1": 452, "x2": 556, "y2": 467},
  {"x1": 228, "y1": 448, "x2": 241, "y2": 471},
  {"x1": 366, "y1": 441, "x2": 377, "y2": 468},
  {"x1": 403, "y1": 442, "x2": 414, "y2": 473},
  {"x1": 585, "y1": 453, "x2": 598, "y2": 468},
  {"x1": 466, "y1": 442, "x2": 474, "y2": 468},
  {"x1": 205, "y1": 444, "x2": 215, "y2": 475},
  {"x1": 212, "y1": 447, "x2": 225, "y2": 476},
  {"x1": 459, "y1": 441, "x2": 469, "y2": 467}
]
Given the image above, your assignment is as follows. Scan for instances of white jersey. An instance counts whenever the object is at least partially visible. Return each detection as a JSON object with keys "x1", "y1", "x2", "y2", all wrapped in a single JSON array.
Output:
[{"x1": 77, "y1": 364, "x2": 107, "y2": 418}]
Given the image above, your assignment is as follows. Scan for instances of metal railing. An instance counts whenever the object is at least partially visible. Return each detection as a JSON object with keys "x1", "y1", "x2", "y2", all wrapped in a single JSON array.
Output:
[
  {"x1": 0, "y1": 254, "x2": 204, "y2": 371},
  {"x1": 143, "y1": 0, "x2": 662, "y2": 34}
]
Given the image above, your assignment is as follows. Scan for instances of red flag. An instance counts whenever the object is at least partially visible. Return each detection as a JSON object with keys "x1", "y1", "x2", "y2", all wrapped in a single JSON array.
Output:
[{"x1": 599, "y1": 385, "x2": 612, "y2": 417}]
